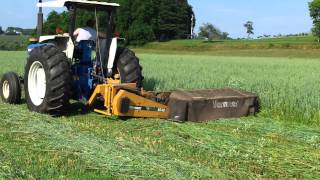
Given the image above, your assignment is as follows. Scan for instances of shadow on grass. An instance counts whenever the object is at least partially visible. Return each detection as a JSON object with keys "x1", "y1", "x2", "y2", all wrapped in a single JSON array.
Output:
[
  {"x1": 14, "y1": 98, "x2": 92, "y2": 117},
  {"x1": 64, "y1": 102, "x2": 93, "y2": 117},
  {"x1": 143, "y1": 78, "x2": 163, "y2": 91},
  {"x1": 65, "y1": 101, "x2": 132, "y2": 121},
  {"x1": 202, "y1": 40, "x2": 224, "y2": 43}
]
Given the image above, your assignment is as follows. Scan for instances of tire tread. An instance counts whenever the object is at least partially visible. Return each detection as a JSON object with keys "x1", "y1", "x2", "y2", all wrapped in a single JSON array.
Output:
[
  {"x1": 116, "y1": 48, "x2": 143, "y2": 88},
  {"x1": 25, "y1": 45, "x2": 71, "y2": 116}
]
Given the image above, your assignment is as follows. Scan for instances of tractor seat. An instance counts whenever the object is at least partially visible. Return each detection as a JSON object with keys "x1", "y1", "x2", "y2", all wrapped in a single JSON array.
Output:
[
  {"x1": 74, "y1": 40, "x2": 96, "y2": 65},
  {"x1": 76, "y1": 40, "x2": 96, "y2": 49}
]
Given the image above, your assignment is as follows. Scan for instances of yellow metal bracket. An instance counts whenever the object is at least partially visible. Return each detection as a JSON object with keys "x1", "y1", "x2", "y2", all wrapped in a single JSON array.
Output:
[{"x1": 88, "y1": 82, "x2": 169, "y2": 119}]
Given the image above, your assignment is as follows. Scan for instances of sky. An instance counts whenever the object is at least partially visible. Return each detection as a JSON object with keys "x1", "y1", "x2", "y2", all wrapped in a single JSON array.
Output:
[
  {"x1": 189, "y1": 0, "x2": 313, "y2": 38},
  {"x1": 0, "y1": 0, "x2": 314, "y2": 38}
]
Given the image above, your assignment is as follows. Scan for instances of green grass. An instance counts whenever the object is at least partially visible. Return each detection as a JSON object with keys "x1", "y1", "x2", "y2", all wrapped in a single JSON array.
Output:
[
  {"x1": 0, "y1": 35, "x2": 29, "y2": 51},
  {"x1": 134, "y1": 36, "x2": 320, "y2": 58},
  {"x1": 142, "y1": 36, "x2": 319, "y2": 49},
  {"x1": 0, "y1": 51, "x2": 320, "y2": 179}
]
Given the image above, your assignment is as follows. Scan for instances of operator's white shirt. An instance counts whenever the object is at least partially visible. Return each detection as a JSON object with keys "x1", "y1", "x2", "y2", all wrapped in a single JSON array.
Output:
[{"x1": 76, "y1": 27, "x2": 97, "y2": 42}]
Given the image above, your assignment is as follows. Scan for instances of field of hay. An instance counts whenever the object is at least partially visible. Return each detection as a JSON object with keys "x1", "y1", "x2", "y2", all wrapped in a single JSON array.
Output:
[
  {"x1": 0, "y1": 35, "x2": 28, "y2": 51},
  {"x1": 0, "y1": 51, "x2": 319, "y2": 179},
  {"x1": 134, "y1": 36, "x2": 320, "y2": 58}
]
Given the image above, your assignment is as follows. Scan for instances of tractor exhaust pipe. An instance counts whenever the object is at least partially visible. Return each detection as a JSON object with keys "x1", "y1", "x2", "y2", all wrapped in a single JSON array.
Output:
[{"x1": 37, "y1": 0, "x2": 43, "y2": 37}]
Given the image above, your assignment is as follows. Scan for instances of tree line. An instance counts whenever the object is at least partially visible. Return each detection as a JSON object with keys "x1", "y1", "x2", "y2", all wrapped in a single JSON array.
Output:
[
  {"x1": 310, "y1": 0, "x2": 320, "y2": 41},
  {"x1": 43, "y1": 0, "x2": 195, "y2": 45},
  {"x1": 0, "y1": 26, "x2": 34, "y2": 36},
  {"x1": 197, "y1": 21, "x2": 253, "y2": 40},
  {"x1": 198, "y1": 23, "x2": 230, "y2": 40}
]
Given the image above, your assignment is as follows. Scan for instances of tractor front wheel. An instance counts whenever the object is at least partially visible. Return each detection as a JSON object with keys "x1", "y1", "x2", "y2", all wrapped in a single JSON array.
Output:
[
  {"x1": 0, "y1": 72, "x2": 21, "y2": 104},
  {"x1": 24, "y1": 45, "x2": 71, "y2": 116}
]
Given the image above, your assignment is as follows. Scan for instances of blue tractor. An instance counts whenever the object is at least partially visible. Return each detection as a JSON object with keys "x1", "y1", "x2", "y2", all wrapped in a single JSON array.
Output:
[
  {"x1": 0, "y1": 0, "x2": 259, "y2": 122},
  {"x1": 0, "y1": 0, "x2": 143, "y2": 116}
]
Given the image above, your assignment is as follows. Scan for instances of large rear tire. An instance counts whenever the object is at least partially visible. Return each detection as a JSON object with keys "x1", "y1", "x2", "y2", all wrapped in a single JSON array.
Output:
[
  {"x1": 25, "y1": 45, "x2": 71, "y2": 116},
  {"x1": 0, "y1": 72, "x2": 21, "y2": 104},
  {"x1": 116, "y1": 48, "x2": 143, "y2": 88}
]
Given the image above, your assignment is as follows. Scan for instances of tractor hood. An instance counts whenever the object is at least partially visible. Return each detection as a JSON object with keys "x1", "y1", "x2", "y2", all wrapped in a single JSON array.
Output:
[{"x1": 37, "y1": 0, "x2": 120, "y2": 8}]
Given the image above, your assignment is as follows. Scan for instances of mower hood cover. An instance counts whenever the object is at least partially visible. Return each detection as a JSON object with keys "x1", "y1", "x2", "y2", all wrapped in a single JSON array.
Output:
[{"x1": 168, "y1": 88, "x2": 259, "y2": 122}]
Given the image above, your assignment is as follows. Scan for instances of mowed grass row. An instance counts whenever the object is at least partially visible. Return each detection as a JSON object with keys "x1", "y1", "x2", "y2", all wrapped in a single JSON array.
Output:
[
  {"x1": 0, "y1": 51, "x2": 320, "y2": 179},
  {"x1": 1, "y1": 104, "x2": 319, "y2": 179}
]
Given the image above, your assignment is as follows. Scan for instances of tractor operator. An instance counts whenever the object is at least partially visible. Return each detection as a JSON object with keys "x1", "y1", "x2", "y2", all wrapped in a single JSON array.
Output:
[{"x1": 73, "y1": 19, "x2": 106, "y2": 42}]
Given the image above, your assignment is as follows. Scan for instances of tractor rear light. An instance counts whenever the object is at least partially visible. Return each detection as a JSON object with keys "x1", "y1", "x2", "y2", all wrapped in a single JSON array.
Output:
[
  {"x1": 56, "y1": 27, "x2": 64, "y2": 34},
  {"x1": 114, "y1": 32, "x2": 120, "y2": 38}
]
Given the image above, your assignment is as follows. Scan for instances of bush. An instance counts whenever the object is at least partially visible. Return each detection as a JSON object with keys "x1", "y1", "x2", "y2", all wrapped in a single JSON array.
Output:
[
  {"x1": 0, "y1": 35, "x2": 29, "y2": 51},
  {"x1": 268, "y1": 43, "x2": 275, "y2": 48},
  {"x1": 282, "y1": 43, "x2": 291, "y2": 48}
]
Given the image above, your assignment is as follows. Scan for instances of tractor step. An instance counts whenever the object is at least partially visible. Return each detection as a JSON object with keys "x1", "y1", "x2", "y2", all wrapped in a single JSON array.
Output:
[{"x1": 167, "y1": 88, "x2": 259, "y2": 122}]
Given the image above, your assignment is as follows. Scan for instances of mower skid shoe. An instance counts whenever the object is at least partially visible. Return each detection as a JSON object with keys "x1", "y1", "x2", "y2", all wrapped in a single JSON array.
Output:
[{"x1": 168, "y1": 88, "x2": 259, "y2": 122}]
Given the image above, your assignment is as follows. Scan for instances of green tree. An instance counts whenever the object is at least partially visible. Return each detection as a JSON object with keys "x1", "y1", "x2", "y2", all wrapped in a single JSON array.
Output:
[
  {"x1": 198, "y1": 23, "x2": 222, "y2": 40},
  {"x1": 115, "y1": 0, "x2": 194, "y2": 43},
  {"x1": 221, "y1": 32, "x2": 229, "y2": 39},
  {"x1": 244, "y1": 21, "x2": 254, "y2": 39},
  {"x1": 0, "y1": 26, "x2": 3, "y2": 35},
  {"x1": 42, "y1": 0, "x2": 195, "y2": 44},
  {"x1": 43, "y1": 11, "x2": 69, "y2": 35},
  {"x1": 155, "y1": 0, "x2": 194, "y2": 41},
  {"x1": 119, "y1": 0, "x2": 156, "y2": 44},
  {"x1": 309, "y1": 0, "x2": 320, "y2": 42}
]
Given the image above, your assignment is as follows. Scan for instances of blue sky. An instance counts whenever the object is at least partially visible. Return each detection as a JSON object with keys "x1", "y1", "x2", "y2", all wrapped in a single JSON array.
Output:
[
  {"x1": 189, "y1": 0, "x2": 313, "y2": 38},
  {"x1": 0, "y1": 0, "x2": 313, "y2": 38}
]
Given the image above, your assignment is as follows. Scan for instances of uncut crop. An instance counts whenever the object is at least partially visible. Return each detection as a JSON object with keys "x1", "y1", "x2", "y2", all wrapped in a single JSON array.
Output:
[
  {"x1": 0, "y1": 36, "x2": 28, "y2": 51},
  {"x1": 140, "y1": 54, "x2": 320, "y2": 125}
]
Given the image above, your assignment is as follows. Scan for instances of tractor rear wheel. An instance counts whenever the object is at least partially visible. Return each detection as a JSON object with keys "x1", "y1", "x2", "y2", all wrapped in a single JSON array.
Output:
[
  {"x1": 115, "y1": 48, "x2": 143, "y2": 88},
  {"x1": 0, "y1": 72, "x2": 21, "y2": 104},
  {"x1": 24, "y1": 45, "x2": 71, "y2": 116}
]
